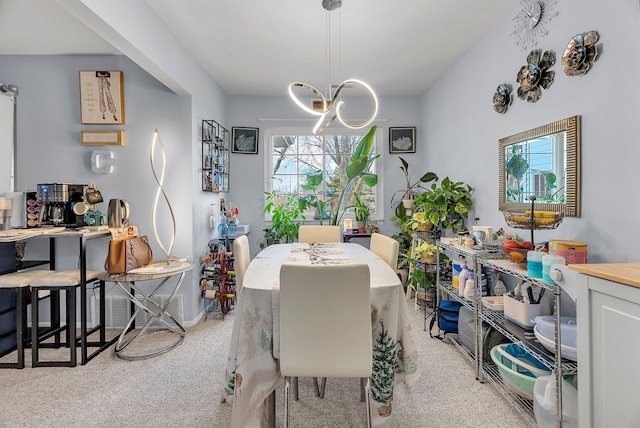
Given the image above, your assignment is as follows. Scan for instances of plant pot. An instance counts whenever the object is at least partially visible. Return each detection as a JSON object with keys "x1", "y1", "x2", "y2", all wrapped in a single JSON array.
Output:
[
  {"x1": 416, "y1": 289, "x2": 435, "y2": 307},
  {"x1": 416, "y1": 221, "x2": 433, "y2": 232},
  {"x1": 421, "y1": 253, "x2": 437, "y2": 264},
  {"x1": 402, "y1": 199, "x2": 414, "y2": 209},
  {"x1": 396, "y1": 268, "x2": 409, "y2": 286}
]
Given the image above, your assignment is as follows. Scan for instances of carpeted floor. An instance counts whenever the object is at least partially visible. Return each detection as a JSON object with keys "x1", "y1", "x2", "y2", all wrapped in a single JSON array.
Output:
[{"x1": 0, "y1": 304, "x2": 534, "y2": 427}]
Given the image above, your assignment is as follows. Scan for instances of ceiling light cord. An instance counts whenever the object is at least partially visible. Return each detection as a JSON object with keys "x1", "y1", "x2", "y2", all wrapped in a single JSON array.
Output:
[{"x1": 288, "y1": 0, "x2": 378, "y2": 134}]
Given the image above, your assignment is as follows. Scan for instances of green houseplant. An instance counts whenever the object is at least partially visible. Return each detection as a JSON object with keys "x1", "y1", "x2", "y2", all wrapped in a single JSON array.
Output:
[
  {"x1": 413, "y1": 177, "x2": 473, "y2": 234},
  {"x1": 390, "y1": 157, "x2": 438, "y2": 214},
  {"x1": 299, "y1": 125, "x2": 379, "y2": 226},
  {"x1": 262, "y1": 191, "x2": 305, "y2": 247},
  {"x1": 347, "y1": 192, "x2": 371, "y2": 231}
]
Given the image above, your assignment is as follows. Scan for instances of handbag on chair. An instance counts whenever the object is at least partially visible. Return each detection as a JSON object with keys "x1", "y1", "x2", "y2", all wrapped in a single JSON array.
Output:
[{"x1": 105, "y1": 235, "x2": 153, "y2": 274}]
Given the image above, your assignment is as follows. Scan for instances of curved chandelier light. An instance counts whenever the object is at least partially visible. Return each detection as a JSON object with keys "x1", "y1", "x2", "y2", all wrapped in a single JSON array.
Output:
[
  {"x1": 288, "y1": 0, "x2": 378, "y2": 134},
  {"x1": 288, "y1": 79, "x2": 378, "y2": 134}
]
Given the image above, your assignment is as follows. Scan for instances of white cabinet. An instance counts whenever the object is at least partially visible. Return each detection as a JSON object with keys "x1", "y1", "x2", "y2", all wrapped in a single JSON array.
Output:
[{"x1": 562, "y1": 264, "x2": 640, "y2": 428}]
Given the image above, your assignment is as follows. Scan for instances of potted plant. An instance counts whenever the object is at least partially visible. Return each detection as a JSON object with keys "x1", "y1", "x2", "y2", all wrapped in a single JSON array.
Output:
[
  {"x1": 390, "y1": 157, "x2": 438, "y2": 214},
  {"x1": 261, "y1": 191, "x2": 306, "y2": 248},
  {"x1": 413, "y1": 177, "x2": 473, "y2": 234},
  {"x1": 407, "y1": 211, "x2": 433, "y2": 232},
  {"x1": 348, "y1": 192, "x2": 371, "y2": 232},
  {"x1": 414, "y1": 241, "x2": 439, "y2": 264}
]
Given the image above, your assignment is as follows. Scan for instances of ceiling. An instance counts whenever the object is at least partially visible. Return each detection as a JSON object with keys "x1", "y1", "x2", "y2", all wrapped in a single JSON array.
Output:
[{"x1": 0, "y1": 0, "x2": 513, "y2": 96}]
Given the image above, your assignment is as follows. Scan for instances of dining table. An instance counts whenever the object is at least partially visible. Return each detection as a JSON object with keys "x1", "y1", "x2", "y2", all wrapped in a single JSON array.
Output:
[{"x1": 222, "y1": 242, "x2": 421, "y2": 428}]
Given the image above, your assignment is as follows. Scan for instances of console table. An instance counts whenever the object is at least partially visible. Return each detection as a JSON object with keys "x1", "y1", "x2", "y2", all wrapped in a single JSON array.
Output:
[{"x1": 342, "y1": 231, "x2": 372, "y2": 243}]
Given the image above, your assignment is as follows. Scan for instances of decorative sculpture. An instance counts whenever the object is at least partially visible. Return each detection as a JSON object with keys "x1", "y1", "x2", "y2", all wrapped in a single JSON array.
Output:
[
  {"x1": 516, "y1": 49, "x2": 555, "y2": 103},
  {"x1": 562, "y1": 31, "x2": 599, "y2": 76},
  {"x1": 150, "y1": 129, "x2": 176, "y2": 264},
  {"x1": 493, "y1": 83, "x2": 513, "y2": 114}
]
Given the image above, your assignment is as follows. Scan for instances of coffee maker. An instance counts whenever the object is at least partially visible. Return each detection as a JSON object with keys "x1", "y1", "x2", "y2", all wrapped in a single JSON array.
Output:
[{"x1": 36, "y1": 183, "x2": 88, "y2": 227}]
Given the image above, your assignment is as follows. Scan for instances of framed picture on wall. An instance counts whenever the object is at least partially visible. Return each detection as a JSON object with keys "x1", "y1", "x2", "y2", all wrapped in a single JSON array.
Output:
[
  {"x1": 79, "y1": 70, "x2": 125, "y2": 125},
  {"x1": 389, "y1": 127, "x2": 416, "y2": 154},
  {"x1": 232, "y1": 127, "x2": 259, "y2": 154}
]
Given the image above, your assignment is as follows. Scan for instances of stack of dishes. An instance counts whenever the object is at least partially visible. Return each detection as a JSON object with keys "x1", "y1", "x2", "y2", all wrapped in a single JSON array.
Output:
[{"x1": 533, "y1": 315, "x2": 577, "y2": 361}]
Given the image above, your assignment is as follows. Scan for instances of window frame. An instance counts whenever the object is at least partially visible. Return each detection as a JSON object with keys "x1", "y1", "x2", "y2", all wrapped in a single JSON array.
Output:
[{"x1": 263, "y1": 127, "x2": 384, "y2": 223}]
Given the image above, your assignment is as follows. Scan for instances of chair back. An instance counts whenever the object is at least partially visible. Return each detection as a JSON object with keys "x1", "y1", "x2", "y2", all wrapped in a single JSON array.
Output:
[
  {"x1": 279, "y1": 263, "x2": 372, "y2": 378},
  {"x1": 370, "y1": 233, "x2": 399, "y2": 271},
  {"x1": 233, "y1": 235, "x2": 251, "y2": 293},
  {"x1": 298, "y1": 225, "x2": 341, "y2": 243}
]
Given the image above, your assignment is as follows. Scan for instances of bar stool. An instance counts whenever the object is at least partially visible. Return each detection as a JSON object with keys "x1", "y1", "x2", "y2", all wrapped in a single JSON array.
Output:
[
  {"x1": 30, "y1": 269, "x2": 101, "y2": 367},
  {"x1": 0, "y1": 270, "x2": 55, "y2": 369}
]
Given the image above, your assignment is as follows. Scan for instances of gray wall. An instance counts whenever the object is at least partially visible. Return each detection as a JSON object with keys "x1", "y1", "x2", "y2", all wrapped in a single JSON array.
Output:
[{"x1": 419, "y1": 0, "x2": 640, "y2": 263}]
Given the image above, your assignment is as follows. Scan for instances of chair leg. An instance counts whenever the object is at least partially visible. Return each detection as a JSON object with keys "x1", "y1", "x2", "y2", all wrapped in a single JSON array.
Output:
[
  {"x1": 284, "y1": 376, "x2": 291, "y2": 428},
  {"x1": 292, "y1": 376, "x2": 298, "y2": 401},
  {"x1": 363, "y1": 377, "x2": 372, "y2": 428},
  {"x1": 360, "y1": 378, "x2": 365, "y2": 402},
  {"x1": 313, "y1": 377, "x2": 327, "y2": 398}
]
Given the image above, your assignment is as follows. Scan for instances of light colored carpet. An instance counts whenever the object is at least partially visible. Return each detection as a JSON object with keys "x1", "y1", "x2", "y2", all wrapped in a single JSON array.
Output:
[{"x1": 0, "y1": 305, "x2": 534, "y2": 427}]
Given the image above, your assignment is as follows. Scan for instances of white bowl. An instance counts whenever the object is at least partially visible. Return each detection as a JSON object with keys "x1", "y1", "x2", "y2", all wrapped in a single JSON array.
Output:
[
  {"x1": 533, "y1": 324, "x2": 577, "y2": 361},
  {"x1": 533, "y1": 315, "x2": 577, "y2": 348}
]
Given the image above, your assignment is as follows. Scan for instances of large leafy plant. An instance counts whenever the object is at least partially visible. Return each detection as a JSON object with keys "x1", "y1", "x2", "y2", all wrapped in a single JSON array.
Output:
[
  {"x1": 390, "y1": 157, "x2": 438, "y2": 209},
  {"x1": 263, "y1": 191, "x2": 305, "y2": 244},
  {"x1": 413, "y1": 177, "x2": 473, "y2": 233},
  {"x1": 300, "y1": 126, "x2": 379, "y2": 226}
]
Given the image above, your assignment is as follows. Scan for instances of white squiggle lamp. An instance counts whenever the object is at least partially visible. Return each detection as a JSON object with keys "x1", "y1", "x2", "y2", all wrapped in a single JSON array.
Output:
[{"x1": 150, "y1": 129, "x2": 176, "y2": 265}]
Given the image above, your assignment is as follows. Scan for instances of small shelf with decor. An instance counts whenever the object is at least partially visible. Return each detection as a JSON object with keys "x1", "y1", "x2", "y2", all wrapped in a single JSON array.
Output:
[{"x1": 202, "y1": 119, "x2": 230, "y2": 192}]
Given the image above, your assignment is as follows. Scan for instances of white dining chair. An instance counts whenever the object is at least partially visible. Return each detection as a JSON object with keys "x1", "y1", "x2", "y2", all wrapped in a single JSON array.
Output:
[
  {"x1": 370, "y1": 233, "x2": 399, "y2": 271},
  {"x1": 297, "y1": 225, "x2": 341, "y2": 243},
  {"x1": 279, "y1": 263, "x2": 372, "y2": 428},
  {"x1": 232, "y1": 235, "x2": 250, "y2": 294}
]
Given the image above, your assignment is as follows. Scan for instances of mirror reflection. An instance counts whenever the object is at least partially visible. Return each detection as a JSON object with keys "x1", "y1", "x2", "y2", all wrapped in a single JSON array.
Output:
[
  {"x1": 499, "y1": 115, "x2": 581, "y2": 216},
  {"x1": 0, "y1": 84, "x2": 18, "y2": 194}
]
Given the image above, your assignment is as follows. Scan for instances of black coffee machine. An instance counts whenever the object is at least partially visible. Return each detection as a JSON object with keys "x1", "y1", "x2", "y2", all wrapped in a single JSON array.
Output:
[{"x1": 36, "y1": 183, "x2": 88, "y2": 227}]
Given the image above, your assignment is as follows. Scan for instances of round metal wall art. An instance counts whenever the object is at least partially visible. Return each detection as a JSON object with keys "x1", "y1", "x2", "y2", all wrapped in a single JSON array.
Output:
[
  {"x1": 516, "y1": 49, "x2": 555, "y2": 103},
  {"x1": 493, "y1": 83, "x2": 512, "y2": 114},
  {"x1": 562, "y1": 31, "x2": 599, "y2": 76}
]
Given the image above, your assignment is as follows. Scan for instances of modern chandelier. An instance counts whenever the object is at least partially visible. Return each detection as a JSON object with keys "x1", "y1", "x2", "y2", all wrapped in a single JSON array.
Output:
[{"x1": 288, "y1": 0, "x2": 378, "y2": 134}]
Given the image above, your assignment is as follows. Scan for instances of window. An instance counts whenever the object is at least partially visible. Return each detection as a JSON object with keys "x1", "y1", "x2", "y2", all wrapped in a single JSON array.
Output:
[{"x1": 264, "y1": 128, "x2": 383, "y2": 222}]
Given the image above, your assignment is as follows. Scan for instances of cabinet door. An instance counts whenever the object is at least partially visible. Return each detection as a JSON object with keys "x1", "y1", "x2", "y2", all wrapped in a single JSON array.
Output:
[{"x1": 586, "y1": 277, "x2": 640, "y2": 427}]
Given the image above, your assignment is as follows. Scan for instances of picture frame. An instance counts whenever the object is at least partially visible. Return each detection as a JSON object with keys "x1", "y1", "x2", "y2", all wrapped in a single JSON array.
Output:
[
  {"x1": 231, "y1": 127, "x2": 259, "y2": 154},
  {"x1": 389, "y1": 127, "x2": 416, "y2": 154},
  {"x1": 79, "y1": 70, "x2": 125, "y2": 125},
  {"x1": 81, "y1": 130, "x2": 126, "y2": 146}
]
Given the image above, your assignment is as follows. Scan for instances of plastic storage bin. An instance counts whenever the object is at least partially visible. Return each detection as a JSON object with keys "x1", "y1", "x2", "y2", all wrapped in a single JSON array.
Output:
[
  {"x1": 533, "y1": 375, "x2": 579, "y2": 428},
  {"x1": 503, "y1": 294, "x2": 551, "y2": 330},
  {"x1": 490, "y1": 343, "x2": 551, "y2": 400}
]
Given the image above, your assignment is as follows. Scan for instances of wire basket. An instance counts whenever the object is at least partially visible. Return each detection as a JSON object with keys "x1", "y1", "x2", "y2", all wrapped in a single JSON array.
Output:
[{"x1": 503, "y1": 210, "x2": 564, "y2": 230}]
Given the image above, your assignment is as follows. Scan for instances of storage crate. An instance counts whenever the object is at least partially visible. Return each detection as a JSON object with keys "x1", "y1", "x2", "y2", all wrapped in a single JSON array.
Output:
[{"x1": 503, "y1": 293, "x2": 551, "y2": 330}]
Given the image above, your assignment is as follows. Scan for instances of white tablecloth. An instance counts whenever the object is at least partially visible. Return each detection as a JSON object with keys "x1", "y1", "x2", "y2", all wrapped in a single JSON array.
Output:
[{"x1": 222, "y1": 243, "x2": 421, "y2": 427}]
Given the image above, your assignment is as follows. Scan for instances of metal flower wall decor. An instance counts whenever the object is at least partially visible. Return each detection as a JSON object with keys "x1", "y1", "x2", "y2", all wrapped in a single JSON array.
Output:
[
  {"x1": 493, "y1": 84, "x2": 513, "y2": 114},
  {"x1": 562, "y1": 31, "x2": 599, "y2": 76},
  {"x1": 516, "y1": 49, "x2": 555, "y2": 103}
]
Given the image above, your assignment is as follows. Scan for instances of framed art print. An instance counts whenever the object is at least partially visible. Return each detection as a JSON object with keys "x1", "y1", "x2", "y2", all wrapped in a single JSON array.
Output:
[
  {"x1": 232, "y1": 127, "x2": 259, "y2": 154},
  {"x1": 389, "y1": 127, "x2": 416, "y2": 154},
  {"x1": 79, "y1": 70, "x2": 125, "y2": 124}
]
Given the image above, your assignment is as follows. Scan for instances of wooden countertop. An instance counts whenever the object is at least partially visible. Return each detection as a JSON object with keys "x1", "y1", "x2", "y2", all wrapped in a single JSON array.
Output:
[{"x1": 568, "y1": 263, "x2": 640, "y2": 288}]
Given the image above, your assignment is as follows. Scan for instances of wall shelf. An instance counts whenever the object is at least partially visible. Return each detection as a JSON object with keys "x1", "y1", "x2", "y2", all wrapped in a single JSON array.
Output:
[{"x1": 202, "y1": 120, "x2": 230, "y2": 192}]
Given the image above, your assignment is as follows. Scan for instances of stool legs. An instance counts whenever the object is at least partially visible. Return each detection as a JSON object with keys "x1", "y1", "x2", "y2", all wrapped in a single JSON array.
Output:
[
  {"x1": 0, "y1": 287, "x2": 27, "y2": 369},
  {"x1": 32, "y1": 286, "x2": 78, "y2": 368}
]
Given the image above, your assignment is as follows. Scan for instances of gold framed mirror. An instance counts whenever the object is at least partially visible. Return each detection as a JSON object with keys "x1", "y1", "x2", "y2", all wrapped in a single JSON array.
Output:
[{"x1": 498, "y1": 115, "x2": 581, "y2": 216}]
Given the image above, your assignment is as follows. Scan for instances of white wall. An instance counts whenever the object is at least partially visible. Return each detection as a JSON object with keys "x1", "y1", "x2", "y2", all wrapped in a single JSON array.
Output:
[
  {"x1": 227, "y1": 95, "x2": 424, "y2": 257},
  {"x1": 420, "y1": 0, "x2": 640, "y2": 263}
]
